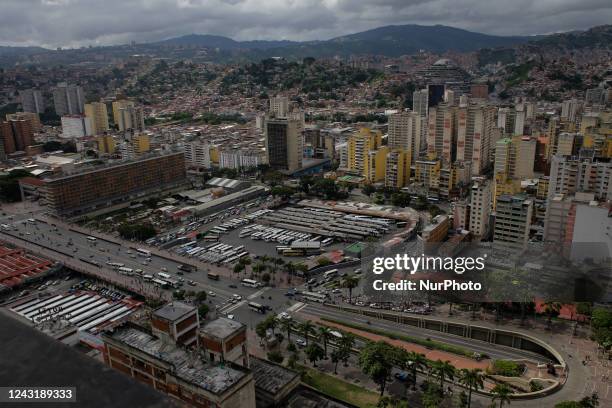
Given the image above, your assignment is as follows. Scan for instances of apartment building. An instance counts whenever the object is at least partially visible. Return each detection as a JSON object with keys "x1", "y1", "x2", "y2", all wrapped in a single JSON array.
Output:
[
  {"x1": 84, "y1": 102, "x2": 110, "y2": 135},
  {"x1": 469, "y1": 177, "x2": 492, "y2": 239},
  {"x1": 493, "y1": 195, "x2": 533, "y2": 248},
  {"x1": 387, "y1": 110, "x2": 424, "y2": 162},
  {"x1": 199, "y1": 318, "x2": 249, "y2": 368},
  {"x1": 20, "y1": 89, "x2": 45, "y2": 114},
  {"x1": 264, "y1": 113, "x2": 304, "y2": 172},
  {"x1": 60, "y1": 115, "x2": 92, "y2": 138},
  {"x1": 269, "y1": 96, "x2": 289, "y2": 118},
  {"x1": 53, "y1": 83, "x2": 84, "y2": 116},
  {"x1": 41, "y1": 152, "x2": 187, "y2": 218},
  {"x1": 97, "y1": 135, "x2": 116, "y2": 154},
  {"x1": 548, "y1": 155, "x2": 612, "y2": 201},
  {"x1": 384, "y1": 149, "x2": 411, "y2": 188}
]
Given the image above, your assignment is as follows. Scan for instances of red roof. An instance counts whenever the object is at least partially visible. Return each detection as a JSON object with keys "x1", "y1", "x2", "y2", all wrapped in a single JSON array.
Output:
[{"x1": 0, "y1": 244, "x2": 52, "y2": 287}]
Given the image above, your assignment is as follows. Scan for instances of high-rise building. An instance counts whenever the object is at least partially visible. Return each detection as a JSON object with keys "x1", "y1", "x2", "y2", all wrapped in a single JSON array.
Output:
[
  {"x1": 84, "y1": 102, "x2": 109, "y2": 135},
  {"x1": 494, "y1": 195, "x2": 533, "y2": 248},
  {"x1": 560, "y1": 99, "x2": 582, "y2": 123},
  {"x1": 60, "y1": 115, "x2": 92, "y2": 138},
  {"x1": 184, "y1": 141, "x2": 212, "y2": 169},
  {"x1": 412, "y1": 89, "x2": 428, "y2": 117},
  {"x1": 20, "y1": 89, "x2": 44, "y2": 114},
  {"x1": 345, "y1": 127, "x2": 383, "y2": 178},
  {"x1": 385, "y1": 149, "x2": 411, "y2": 188},
  {"x1": 494, "y1": 136, "x2": 536, "y2": 180},
  {"x1": 548, "y1": 155, "x2": 612, "y2": 201},
  {"x1": 269, "y1": 96, "x2": 289, "y2": 118},
  {"x1": 469, "y1": 177, "x2": 491, "y2": 239},
  {"x1": 41, "y1": 152, "x2": 187, "y2": 218},
  {"x1": 542, "y1": 193, "x2": 575, "y2": 244},
  {"x1": 387, "y1": 111, "x2": 423, "y2": 162},
  {"x1": 427, "y1": 103, "x2": 455, "y2": 164},
  {"x1": 455, "y1": 103, "x2": 497, "y2": 175},
  {"x1": 6, "y1": 112, "x2": 41, "y2": 132},
  {"x1": 0, "y1": 118, "x2": 34, "y2": 153},
  {"x1": 470, "y1": 83, "x2": 488, "y2": 99},
  {"x1": 264, "y1": 113, "x2": 304, "y2": 172},
  {"x1": 53, "y1": 83, "x2": 84, "y2": 116},
  {"x1": 585, "y1": 87, "x2": 605, "y2": 106},
  {"x1": 219, "y1": 149, "x2": 264, "y2": 169},
  {"x1": 97, "y1": 135, "x2": 116, "y2": 154}
]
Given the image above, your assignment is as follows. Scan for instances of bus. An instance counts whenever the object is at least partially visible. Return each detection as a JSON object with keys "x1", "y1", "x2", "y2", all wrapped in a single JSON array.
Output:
[
  {"x1": 136, "y1": 248, "x2": 151, "y2": 257},
  {"x1": 178, "y1": 264, "x2": 196, "y2": 272},
  {"x1": 117, "y1": 267, "x2": 133, "y2": 275},
  {"x1": 207, "y1": 272, "x2": 220, "y2": 281},
  {"x1": 323, "y1": 269, "x2": 338, "y2": 279},
  {"x1": 321, "y1": 237, "x2": 333, "y2": 247},
  {"x1": 86, "y1": 236, "x2": 97, "y2": 242},
  {"x1": 248, "y1": 302, "x2": 267, "y2": 314},
  {"x1": 301, "y1": 291, "x2": 328, "y2": 303},
  {"x1": 164, "y1": 279, "x2": 181, "y2": 288},
  {"x1": 142, "y1": 274, "x2": 153, "y2": 281},
  {"x1": 282, "y1": 249, "x2": 305, "y2": 257},
  {"x1": 151, "y1": 278, "x2": 169, "y2": 288},
  {"x1": 157, "y1": 272, "x2": 171, "y2": 280},
  {"x1": 241, "y1": 279, "x2": 259, "y2": 288}
]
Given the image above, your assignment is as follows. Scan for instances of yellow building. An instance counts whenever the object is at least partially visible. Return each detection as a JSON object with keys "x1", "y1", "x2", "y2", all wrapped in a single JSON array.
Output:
[
  {"x1": 84, "y1": 102, "x2": 109, "y2": 135},
  {"x1": 536, "y1": 177, "x2": 549, "y2": 200},
  {"x1": 133, "y1": 133, "x2": 150, "y2": 154},
  {"x1": 112, "y1": 99, "x2": 134, "y2": 126},
  {"x1": 209, "y1": 145, "x2": 220, "y2": 165},
  {"x1": 385, "y1": 149, "x2": 411, "y2": 188},
  {"x1": 494, "y1": 173, "x2": 521, "y2": 208},
  {"x1": 97, "y1": 135, "x2": 116, "y2": 154},
  {"x1": 414, "y1": 157, "x2": 441, "y2": 191},
  {"x1": 346, "y1": 128, "x2": 384, "y2": 181}
]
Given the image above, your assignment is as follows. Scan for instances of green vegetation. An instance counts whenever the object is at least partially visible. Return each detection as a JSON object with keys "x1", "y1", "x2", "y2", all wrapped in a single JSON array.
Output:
[
  {"x1": 555, "y1": 393, "x2": 600, "y2": 408},
  {"x1": 0, "y1": 169, "x2": 31, "y2": 202},
  {"x1": 490, "y1": 360, "x2": 524, "y2": 377},
  {"x1": 117, "y1": 222, "x2": 156, "y2": 241},
  {"x1": 506, "y1": 60, "x2": 535, "y2": 87},
  {"x1": 197, "y1": 304, "x2": 209, "y2": 319},
  {"x1": 266, "y1": 350, "x2": 284, "y2": 364},
  {"x1": 301, "y1": 367, "x2": 380, "y2": 408},
  {"x1": 591, "y1": 307, "x2": 612, "y2": 351},
  {"x1": 320, "y1": 317, "x2": 481, "y2": 359}
]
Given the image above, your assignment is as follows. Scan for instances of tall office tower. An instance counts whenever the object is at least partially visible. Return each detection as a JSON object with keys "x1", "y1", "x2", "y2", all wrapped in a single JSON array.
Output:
[
  {"x1": 455, "y1": 103, "x2": 497, "y2": 175},
  {"x1": 269, "y1": 96, "x2": 289, "y2": 118},
  {"x1": 470, "y1": 83, "x2": 488, "y2": 99},
  {"x1": 61, "y1": 115, "x2": 92, "y2": 138},
  {"x1": 560, "y1": 99, "x2": 582, "y2": 122},
  {"x1": 585, "y1": 87, "x2": 605, "y2": 106},
  {"x1": 493, "y1": 195, "x2": 533, "y2": 248},
  {"x1": 412, "y1": 89, "x2": 428, "y2": 116},
  {"x1": 53, "y1": 83, "x2": 84, "y2": 116},
  {"x1": 20, "y1": 89, "x2": 44, "y2": 114},
  {"x1": 97, "y1": 135, "x2": 116, "y2": 154},
  {"x1": 497, "y1": 107, "x2": 515, "y2": 136},
  {"x1": 6, "y1": 112, "x2": 41, "y2": 132},
  {"x1": 264, "y1": 113, "x2": 304, "y2": 172},
  {"x1": 346, "y1": 127, "x2": 383, "y2": 178},
  {"x1": 184, "y1": 141, "x2": 212, "y2": 168},
  {"x1": 84, "y1": 102, "x2": 109, "y2": 135},
  {"x1": 427, "y1": 103, "x2": 455, "y2": 164},
  {"x1": 385, "y1": 149, "x2": 411, "y2": 188},
  {"x1": 513, "y1": 108, "x2": 525, "y2": 136},
  {"x1": 387, "y1": 111, "x2": 423, "y2": 162},
  {"x1": 469, "y1": 177, "x2": 492, "y2": 239},
  {"x1": 548, "y1": 155, "x2": 612, "y2": 201}
]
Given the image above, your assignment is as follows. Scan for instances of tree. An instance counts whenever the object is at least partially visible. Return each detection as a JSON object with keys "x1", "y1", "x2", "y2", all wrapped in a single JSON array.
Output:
[
  {"x1": 421, "y1": 382, "x2": 443, "y2": 408},
  {"x1": 318, "y1": 326, "x2": 332, "y2": 357},
  {"x1": 267, "y1": 350, "x2": 284, "y2": 364},
  {"x1": 491, "y1": 383, "x2": 512, "y2": 408},
  {"x1": 406, "y1": 351, "x2": 428, "y2": 390},
  {"x1": 280, "y1": 318, "x2": 293, "y2": 342},
  {"x1": 543, "y1": 301, "x2": 562, "y2": 330},
  {"x1": 197, "y1": 304, "x2": 209, "y2": 319},
  {"x1": 591, "y1": 308, "x2": 612, "y2": 351},
  {"x1": 270, "y1": 185, "x2": 295, "y2": 199},
  {"x1": 459, "y1": 368, "x2": 484, "y2": 408},
  {"x1": 331, "y1": 348, "x2": 344, "y2": 374},
  {"x1": 255, "y1": 320, "x2": 268, "y2": 345},
  {"x1": 390, "y1": 192, "x2": 411, "y2": 208},
  {"x1": 298, "y1": 320, "x2": 315, "y2": 345},
  {"x1": 431, "y1": 359, "x2": 455, "y2": 392},
  {"x1": 555, "y1": 393, "x2": 599, "y2": 408},
  {"x1": 342, "y1": 274, "x2": 360, "y2": 302},
  {"x1": 195, "y1": 291, "x2": 207, "y2": 304},
  {"x1": 359, "y1": 341, "x2": 398, "y2": 397},
  {"x1": 304, "y1": 343, "x2": 325, "y2": 367},
  {"x1": 362, "y1": 184, "x2": 376, "y2": 197},
  {"x1": 312, "y1": 178, "x2": 340, "y2": 199}
]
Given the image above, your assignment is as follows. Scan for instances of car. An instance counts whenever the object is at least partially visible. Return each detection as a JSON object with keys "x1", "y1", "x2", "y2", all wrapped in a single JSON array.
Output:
[
  {"x1": 285, "y1": 290, "x2": 295, "y2": 297},
  {"x1": 187, "y1": 280, "x2": 196, "y2": 286},
  {"x1": 208, "y1": 291, "x2": 216, "y2": 297},
  {"x1": 232, "y1": 294, "x2": 242, "y2": 300},
  {"x1": 277, "y1": 312, "x2": 291, "y2": 320},
  {"x1": 295, "y1": 339, "x2": 307, "y2": 347},
  {"x1": 332, "y1": 288, "x2": 342, "y2": 294},
  {"x1": 394, "y1": 372, "x2": 409, "y2": 382},
  {"x1": 227, "y1": 314, "x2": 235, "y2": 320},
  {"x1": 161, "y1": 267, "x2": 168, "y2": 272},
  {"x1": 229, "y1": 284, "x2": 237, "y2": 289}
]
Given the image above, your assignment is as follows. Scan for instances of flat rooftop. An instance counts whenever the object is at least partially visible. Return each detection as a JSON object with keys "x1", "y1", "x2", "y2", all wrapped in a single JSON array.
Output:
[
  {"x1": 201, "y1": 317, "x2": 244, "y2": 340},
  {"x1": 153, "y1": 302, "x2": 195, "y2": 321},
  {"x1": 107, "y1": 324, "x2": 248, "y2": 394},
  {"x1": 250, "y1": 357, "x2": 299, "y2": 394},
  {"x1": 0, "y1": 311, "x2": 177, "y2": 408}
]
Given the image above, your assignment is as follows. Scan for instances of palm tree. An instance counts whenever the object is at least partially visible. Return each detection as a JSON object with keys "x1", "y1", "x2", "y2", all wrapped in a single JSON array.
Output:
[
  {"x1": 407, "y1": 351, "x2": 428, "y2": 390},
  {"x1": 543, "y1": 301, "x2": 562, "y2": 330},
  {"x1": 431, "y1": 359, "x2": 455, "y2": 393},
  {"x1": 342, "y1": 274, "x2": 360, "y2": 302},
  {"x1": 280, "y1": 318, "x2": 293, "y2": 342},
  {"x1": 491, "y1": 383, "x2": 512, "y2": 408},
  {"x1": 299, "y1": 320, "x2": 315, "y2": 346},
  {"x1": 459, "y1": 368, "x2": 484, "y2": 408},
  {"x1": 318, "y1": 326, "x2": 332, "y2": 357},
  {"x1": 339, "y1": 333, "x2": 356, "y2": 366}
]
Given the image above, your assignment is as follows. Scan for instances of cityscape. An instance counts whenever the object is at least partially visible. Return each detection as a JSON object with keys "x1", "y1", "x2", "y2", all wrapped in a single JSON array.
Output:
[{"x1": 0, "y1": 2, "x2": 611, "y2": 408}]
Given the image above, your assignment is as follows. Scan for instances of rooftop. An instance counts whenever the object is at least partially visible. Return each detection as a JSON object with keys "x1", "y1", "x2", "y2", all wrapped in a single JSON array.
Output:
[
  {"x1": 106, "y1": 324, "x2": 248, "y2": 394},
  {"x1": 153, "y1": 302, "x2": 196, "y2": 322},
  {"x1": 201, "y1": 317, "x2": 244, "y2": 340},
  {"x1": 250, "y1": 357, "x2": 299, "y2": 394}
]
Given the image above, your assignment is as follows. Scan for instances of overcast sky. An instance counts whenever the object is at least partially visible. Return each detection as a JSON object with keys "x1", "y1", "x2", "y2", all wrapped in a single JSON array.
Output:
[{"x1": 2, "y1": 0, "x2": 611, "y2": 48}]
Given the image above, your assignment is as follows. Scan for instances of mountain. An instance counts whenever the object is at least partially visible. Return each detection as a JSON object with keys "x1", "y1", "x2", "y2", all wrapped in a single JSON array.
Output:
[
  {"x1": 529, "y1": 25, "x2": 612, "y2": 50},
  {"x1": 154, "y1": 34, "x2": 299, "y2": 50},
  {"x1": 155, "y1": 24, "x2": 532, "y2": 58},
  {"x1": 0, "y1": 45, "x2": 47, "y2": 56}
]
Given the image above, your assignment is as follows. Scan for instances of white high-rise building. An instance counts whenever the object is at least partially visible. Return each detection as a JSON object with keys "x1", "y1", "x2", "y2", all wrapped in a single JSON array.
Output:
[
  {"x1": 184, "y1": 142, "x2": 211, "y2": 168},
  {"x1": 412, "y1": 89, "x2": 428, "y2": 117},
  {"x1": 117, "y1": 105, "x2": 145, "y2": 133},
  {"x1": 548, "y1": 155, "x2": 612, "y2": 201},
  {"x1": 20, "y1": 89, "x2": 44, "y2": 114},
  {"x1": 53, "y1": 83, "x2": 84, "y2": 116},
  {"x1": 560, "y1": 99, "x2": 582, "y2": 122},
  {"x1": 219, "y1": 149, "x2": 264, "y2": 169},
  {"x1": 60, "y1": 115, "x2": 92, "y2": 138},
  {"x1": 469, "y1": 177, "x2": 492, "y2": 239},
  {"x1": 269, "y1": 96, "x2": 289, "y2": 118},
  {"x1": 387, "y1": 111, "x2": 423, "y2": 162}
]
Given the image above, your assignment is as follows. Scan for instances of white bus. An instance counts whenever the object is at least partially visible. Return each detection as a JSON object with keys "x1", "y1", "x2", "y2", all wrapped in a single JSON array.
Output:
[
  {"x1": 117, "y1": 267, "x2": 133, "y2": 275},
  {"x1": 86, "y1": 236, "x2": 97, "y2": 242},
  {"x1": 248, "y1": 302, "x2": 267, "y2": 314},
  {"x1": 241, "y1": 279, "x2": 259, "y2": 288},
  {"x1": 301, "y1": 291, "x2": 328, "y2": 303},
  {"x1": 323, "y1": 269, "x2": 339, "y2": 279},
  {"x1": 136, "y1": 248, "x2": 151, "y2": 257},
  {"x1": 157, "y1": 272, "x2": 171, "y2": 280}
]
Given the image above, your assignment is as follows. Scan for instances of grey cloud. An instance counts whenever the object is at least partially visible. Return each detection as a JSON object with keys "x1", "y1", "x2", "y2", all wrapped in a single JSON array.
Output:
[{"x1": 0, "y1": 0, "x2": 610, "y2": 48}]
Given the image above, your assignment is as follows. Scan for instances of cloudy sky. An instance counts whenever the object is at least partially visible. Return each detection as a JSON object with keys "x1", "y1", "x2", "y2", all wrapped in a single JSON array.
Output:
[{"x1": 2, "y1": 0, "x2": 611, "y2": 48}]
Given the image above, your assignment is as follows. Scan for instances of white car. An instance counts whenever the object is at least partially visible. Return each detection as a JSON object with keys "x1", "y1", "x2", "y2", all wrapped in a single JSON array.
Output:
[
  {"x1": 208, "y1": 291, "x2": 216, "y2": 297},
  {"x1": 295, "y1": 339, "x2": 307, "y2": 347},
  {"x1": 227, "y1": 314, "x2": 235, "y2": 320},
  {"x1": 232, "y1": 294, "x2": 242, "y2": 300}
]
